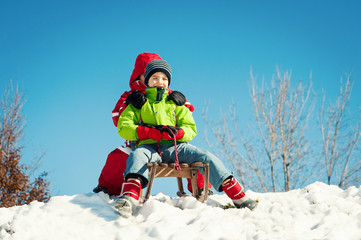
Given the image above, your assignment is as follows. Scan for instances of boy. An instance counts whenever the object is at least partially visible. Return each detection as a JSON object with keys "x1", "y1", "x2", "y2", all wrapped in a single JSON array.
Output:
[
  {"x1": 94, "y1": 53, "x2": 211, "y2": 196},
  {"x1": 115, "y1": 59, "x2": 257, "y2": 217}
]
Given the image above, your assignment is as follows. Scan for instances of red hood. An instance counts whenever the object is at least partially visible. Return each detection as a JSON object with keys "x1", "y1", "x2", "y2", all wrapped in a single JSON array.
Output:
[{"x1": 129, "y1": 53, "x2": 162, "y2": 91}]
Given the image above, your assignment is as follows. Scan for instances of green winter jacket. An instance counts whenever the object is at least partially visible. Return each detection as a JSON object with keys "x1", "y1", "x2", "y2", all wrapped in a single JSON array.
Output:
[{"x1": 117, "y1": 87, "x2": 197, "y2": 146}]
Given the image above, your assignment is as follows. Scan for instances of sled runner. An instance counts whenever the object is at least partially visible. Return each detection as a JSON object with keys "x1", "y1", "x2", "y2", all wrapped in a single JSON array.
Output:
[{"x1": 142, "y1": 162, "x2": 210, "y2": 203}]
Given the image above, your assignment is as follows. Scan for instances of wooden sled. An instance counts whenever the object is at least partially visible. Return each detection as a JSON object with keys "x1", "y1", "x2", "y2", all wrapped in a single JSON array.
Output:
[{"x1": 141, "y1": 162, "x2": 210, "y2": 203}]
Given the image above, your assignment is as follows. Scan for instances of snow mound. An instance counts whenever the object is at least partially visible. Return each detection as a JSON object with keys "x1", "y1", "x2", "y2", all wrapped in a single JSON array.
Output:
[{"x1": 1, "y1": 182, "x2": 361, "y2": 240}]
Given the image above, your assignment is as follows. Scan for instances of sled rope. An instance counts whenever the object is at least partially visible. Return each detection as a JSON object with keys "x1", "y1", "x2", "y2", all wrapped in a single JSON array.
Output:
[
  {"x1": 157, "y1": 127, "x2": 181, "y2": 171},
  {"x1": 157, "y1": 142, "x2": 162, "y2": 156},
  {"x1": 173, "y1": 132, "x2": 181, "y2": 171}
]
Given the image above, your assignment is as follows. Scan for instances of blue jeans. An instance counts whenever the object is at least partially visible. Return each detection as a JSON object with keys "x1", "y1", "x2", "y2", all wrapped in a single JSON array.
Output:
[{"x1": 124, "y1": 143, "x2": 232, "y2": 191}]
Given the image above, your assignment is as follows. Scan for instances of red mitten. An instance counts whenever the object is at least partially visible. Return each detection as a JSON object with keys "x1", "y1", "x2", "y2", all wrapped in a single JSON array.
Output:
[
  {"x1": 137, "y1": 126, "x2": 163, "y2": 141},
  {"x1": 161, "y1": 126, "x2": 185, "y2": 140}
]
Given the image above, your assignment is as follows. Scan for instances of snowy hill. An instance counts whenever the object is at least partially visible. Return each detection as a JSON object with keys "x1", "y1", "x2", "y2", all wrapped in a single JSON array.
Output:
[{"x1": 0, "y1": 182, "x2": 360, "y2": 240}]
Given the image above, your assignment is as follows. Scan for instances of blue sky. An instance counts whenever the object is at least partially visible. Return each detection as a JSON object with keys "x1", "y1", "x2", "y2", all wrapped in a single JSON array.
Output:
[{"x1": 1, "y1": 0, "x2": 360, "y2": 196}]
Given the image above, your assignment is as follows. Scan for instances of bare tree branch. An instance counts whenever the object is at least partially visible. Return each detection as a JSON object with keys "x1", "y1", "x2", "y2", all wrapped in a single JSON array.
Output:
[
  {"x1": 319, "y1": 76, "x2": 361, "y2": 188},
  {"x1": 204, "y1": 68, "x2": 315, "y2": 192}
]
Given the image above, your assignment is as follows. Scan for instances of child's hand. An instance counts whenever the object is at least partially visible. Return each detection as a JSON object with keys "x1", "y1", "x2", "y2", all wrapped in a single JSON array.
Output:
[
  {"x1": 168, "y1": 91, "x2": 186, "y2": 106},
  {"x1": 161, "y1": 126, "x2": 184, "y2": 140},
  {"x1": 137, "y1": 126, "x2": 163, "y2": 141},
  {"x1": 126, "y1": 91, "x2": 147, "y2": 109}
]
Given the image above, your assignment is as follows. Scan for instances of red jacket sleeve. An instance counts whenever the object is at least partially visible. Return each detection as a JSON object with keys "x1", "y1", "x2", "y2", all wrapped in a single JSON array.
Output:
[
  {"x1": 112, "y1": 91, "x2": 131, "y2": 127},
  {"x1": 185, "y1": 99, "x2": 195, "y2": 113}
]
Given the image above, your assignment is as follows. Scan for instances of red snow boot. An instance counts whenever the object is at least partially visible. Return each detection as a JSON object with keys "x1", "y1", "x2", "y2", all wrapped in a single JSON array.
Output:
[
  {"x1": 187, "y1": 169, "x2": 213, "y2": 195},
  {"x1": 222, "y1": 178, "x2": 257, "y2": 210},
  {"x1": 115, "y1": 179, "x2": 141, "y2": 217}
]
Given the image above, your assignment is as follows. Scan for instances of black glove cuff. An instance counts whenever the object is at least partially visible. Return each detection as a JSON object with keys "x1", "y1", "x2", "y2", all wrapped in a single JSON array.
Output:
[
  {"x1": 126, "y1": 91, "x2": 147, "y2": 109},
  {"x1": 168, "y1": 91, "x2": 186, "y2": 106}
]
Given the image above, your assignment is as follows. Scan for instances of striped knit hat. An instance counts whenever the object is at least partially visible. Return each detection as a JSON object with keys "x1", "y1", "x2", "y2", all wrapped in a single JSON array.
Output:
[{"x1": 144, "y1": 60, "x2": 172, "y2": 86}]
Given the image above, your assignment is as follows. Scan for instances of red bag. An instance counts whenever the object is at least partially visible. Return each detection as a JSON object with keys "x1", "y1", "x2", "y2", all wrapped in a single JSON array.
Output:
[{"x1": 97, "y1": 147, "x2": 130, "y2": 196}]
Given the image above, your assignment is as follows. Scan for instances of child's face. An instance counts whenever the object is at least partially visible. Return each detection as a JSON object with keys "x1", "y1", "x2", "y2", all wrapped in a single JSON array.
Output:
[
  {"x1": 148, "y1": 72, "x2": 169, "y2": 88},
  {"x1": 139, "y1": 74, "x2": 145, "y2": 83}
]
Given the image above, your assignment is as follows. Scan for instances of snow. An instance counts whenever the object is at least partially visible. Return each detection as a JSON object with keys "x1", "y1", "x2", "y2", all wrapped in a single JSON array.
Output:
[{"x1": 1, "y1": 182, "x2": 361, "y2": 240}]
